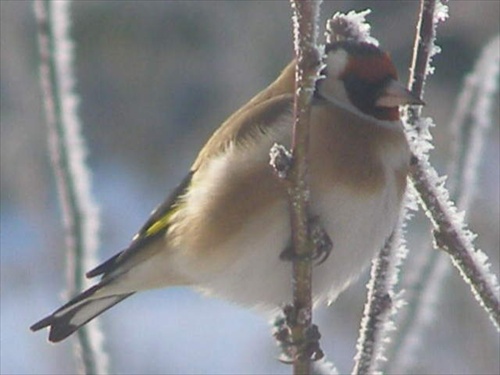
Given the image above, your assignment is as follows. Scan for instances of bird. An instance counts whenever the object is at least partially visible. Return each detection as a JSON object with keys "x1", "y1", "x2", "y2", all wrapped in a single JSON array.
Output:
[{"x1": 31, "y1": 39, "x2": 423, "y2": 343}]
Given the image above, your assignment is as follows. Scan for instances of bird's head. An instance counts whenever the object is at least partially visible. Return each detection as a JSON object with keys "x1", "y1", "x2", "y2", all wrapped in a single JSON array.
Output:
[{"x1": 316, "y1": 40, "x2": 424, "y2": 121}]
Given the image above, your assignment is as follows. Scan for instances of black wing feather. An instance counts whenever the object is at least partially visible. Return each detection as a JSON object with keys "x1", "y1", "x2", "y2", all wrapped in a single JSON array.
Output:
[
  {"x1": 30, "y1": 282, "x2": 134, "y2": 342},
  {"x1": 85, "y1": 171, "x2": 194, "y2": 279}
]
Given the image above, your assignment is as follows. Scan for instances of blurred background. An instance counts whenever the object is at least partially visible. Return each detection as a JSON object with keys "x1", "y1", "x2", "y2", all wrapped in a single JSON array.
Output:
[{"x1": 1, "y1": 1, "x2": 498, "y2": 374}]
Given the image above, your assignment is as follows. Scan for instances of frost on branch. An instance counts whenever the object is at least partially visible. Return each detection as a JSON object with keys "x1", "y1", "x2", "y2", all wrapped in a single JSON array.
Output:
[
  {"x1": 405, "y1": 33, "x2": 500, "y2": 330},
  {"x1": 407, "y1": 102, "x2": 500, "y2": 328},
  {"x1": 353, "y1": 212, "x2": 410, "y2": 375},
  {"x1": 412, "y1": 0, "x2": 449, "y2": 97},
  {"x1": 33, "y1": 1, "x2": 107, "y2": 373},
  {"x1": 270, "y1": 143, "x2": 292, "y2": 180},
  {"x1": 425, "y1": 1, "x2": 448, "y2": 76},
  {"x1": 389, "y1": 3, "x2": 499, "y2": 370},
  {"x1": 334, "y1": 9, "x2": 411, "y2": 374},
  {"x1": 409, "y1": 151, "x2": 500, "y2": 330},
  {"x1": 285, "y1": 1, "x2": 324, "y2": 373},
  {"x1": 325, "y1": 9, "x2": 379, "y2": 46}
]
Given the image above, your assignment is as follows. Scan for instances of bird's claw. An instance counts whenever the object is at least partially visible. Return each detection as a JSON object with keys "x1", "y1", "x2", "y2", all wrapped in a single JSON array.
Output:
[
  {"x1": 279, "y1": 216, "x2": 332, "y2": 265},
  {"x1": 273, "y1": 305, "x2": 324, "y2": 363}
]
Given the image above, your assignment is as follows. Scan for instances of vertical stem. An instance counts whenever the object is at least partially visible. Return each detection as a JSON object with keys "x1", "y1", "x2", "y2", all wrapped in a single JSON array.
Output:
[
  {"x1": 404, "y1": 0, "x2": 499, "y2": 331},
  {"x1": 288, "y1": 0, "x2": 322, "y2": 373},
  {"x1": 388, "y1": 34, "x2": 500, "y2": 372},
  {"x1": 407, "y1": 0, "x2": 436, "y2": 130},
  {"x1": 33, "y1": 1, "x2": 107, "y2": 374}
]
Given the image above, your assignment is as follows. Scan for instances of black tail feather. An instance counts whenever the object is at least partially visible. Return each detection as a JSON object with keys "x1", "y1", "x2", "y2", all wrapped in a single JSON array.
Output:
[
  {"x1": 86, "y1": 252, "x2": 123, "y2": 278},
  {"x1": 31, "y1": 285, "x2": 134, "y2": 342}
]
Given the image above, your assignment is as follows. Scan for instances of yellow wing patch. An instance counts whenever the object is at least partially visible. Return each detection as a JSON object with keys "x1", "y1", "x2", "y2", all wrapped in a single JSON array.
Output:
[{"x1": 142, "y1": 204, "x2": 180, "y2": 238}]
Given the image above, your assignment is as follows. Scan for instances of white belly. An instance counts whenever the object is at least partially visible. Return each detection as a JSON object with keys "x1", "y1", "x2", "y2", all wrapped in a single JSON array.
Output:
[
  {"x1": 191, "y1": 178, "x2": 402, "y2": 310},
  {"x1": 174, "y1": 116, "x2": 408, "y2": 310}
]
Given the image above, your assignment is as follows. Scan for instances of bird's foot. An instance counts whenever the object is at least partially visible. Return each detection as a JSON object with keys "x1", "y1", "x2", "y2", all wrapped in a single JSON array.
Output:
[
  {"x1": 279, "y1": 216, "x2": 332, "y2": 265},
  {"x1": 273, "y1": 305, "x2": 324, "y2": 363}
]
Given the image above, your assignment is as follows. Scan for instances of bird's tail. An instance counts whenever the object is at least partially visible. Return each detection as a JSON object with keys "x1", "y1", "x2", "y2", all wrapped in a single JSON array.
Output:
[{"x1": 30, "y1": 283, "x2": 134, "y2": 342}]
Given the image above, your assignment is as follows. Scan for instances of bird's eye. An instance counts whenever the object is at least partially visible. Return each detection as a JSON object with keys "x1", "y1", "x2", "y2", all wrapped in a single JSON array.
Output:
[
  {"x1": 342, "y1": 74, "x2": 398, "y2": 120},
  {"x1": 342, "y1": 74, "x2": 380, "y2": 112}
]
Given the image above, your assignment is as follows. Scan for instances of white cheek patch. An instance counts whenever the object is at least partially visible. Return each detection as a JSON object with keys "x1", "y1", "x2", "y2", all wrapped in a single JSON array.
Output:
[
  {"x1": 326, "y1": 49, "x2": 349, "y2": 78},
  {"x1": 379, "y1": 139, "x2": 411, "y2": 172},
  {"x1": 317, "y1": 49, "x2": 353, "y2": 111}
]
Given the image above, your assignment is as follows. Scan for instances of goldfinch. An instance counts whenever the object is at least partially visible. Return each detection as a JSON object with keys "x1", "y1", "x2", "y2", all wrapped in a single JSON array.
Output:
[{"x1": 31, "y1": 40, "x2": 423, "y2": 343}]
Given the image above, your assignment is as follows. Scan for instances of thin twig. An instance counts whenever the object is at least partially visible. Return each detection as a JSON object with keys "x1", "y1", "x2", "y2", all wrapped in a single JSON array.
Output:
[
  {"x1": 381, "y1": 0, "x2": 447, "y2": 369},
  {"x1": 33, "y1": 1, "x2": 107, "y2": 374},
  {"x1": 288, "y1": 1, "x2": 322, "y2": 373},
  {"x1": 388, "y1": 34, "x2": 500, "y2": 372},
  {"x1": 352, "y1": 233, "x2": 397, "y2": 375},
  {"x1": 404, "y1": 0, "x2": 500, "y2": 331},
  {"x1": 407, "y1": 0, "x2": 438, "y2": 130},
  {"x1": 329, "y1": 9, "x2": 411, "y2": 375},
  {"x1": 410, "y1": 159, "x2": 500, "y2": 329}
]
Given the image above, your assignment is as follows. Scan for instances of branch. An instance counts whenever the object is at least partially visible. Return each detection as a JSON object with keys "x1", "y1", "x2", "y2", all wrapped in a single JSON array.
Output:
[
  {"x1": 410, "y1": 159, "x2": 500, "y2": 329},
  {"x1": 388, "y1": 34, "x2": 500, "y2": 372},
  {"x1": 271, "y1": 1, "x2": 322, "y2": 373},
  {"x1": 33, "y1": 1, "x2": 108, "y2": 374},
  {"x1": 406, "y1": 0, "x2": 446, "y2": 131},
  {"x1": 352, "y1": 228, "x2": 406, "y2": 375},
  {"x1": 322, "y1": 9, "x2": 408, "y2": 374},
  {"x1": 404, "y1": 0, "x2": 499, "y2": 330}
]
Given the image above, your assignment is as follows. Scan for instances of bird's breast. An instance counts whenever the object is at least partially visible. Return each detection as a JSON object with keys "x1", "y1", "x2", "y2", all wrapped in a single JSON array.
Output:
[
  {"x1": 309, "y1": 101, "x2": 409, "y2": 197},
  {"x1": 169, "y1": 103, "x2": 409, "y2": 307}
]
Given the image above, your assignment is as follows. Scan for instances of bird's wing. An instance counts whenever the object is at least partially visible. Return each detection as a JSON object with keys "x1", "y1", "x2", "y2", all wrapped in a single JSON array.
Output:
[
  {"x1": 192, "y1": 59, "x2": 296, "y2": 169},
  {"x1": 192, "y1": 93, "x2": 294, "y2": 170},
  {"x1": 30, "y1": 92, "x2": 297, "y2": 342},
  {"x1": 86, "y1": 64, "x2": 296, "y2": 280},
  {"x1": 86, "y1": 171, "x2": 194, "y2": 279}
]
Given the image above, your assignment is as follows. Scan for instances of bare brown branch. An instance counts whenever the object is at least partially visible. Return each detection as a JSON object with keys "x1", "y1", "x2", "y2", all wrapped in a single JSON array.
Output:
[
  {"x1": 407, "y1": 0, "x2": 437, "y2": 130},
  {"x1": 286, "y1": 1, "x2": 322, "y2": 373}
]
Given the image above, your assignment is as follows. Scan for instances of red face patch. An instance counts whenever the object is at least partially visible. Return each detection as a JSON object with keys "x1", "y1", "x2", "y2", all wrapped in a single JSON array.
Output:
[{"x1": 342, "y1": 53, "x2": 398, "y2": 83}]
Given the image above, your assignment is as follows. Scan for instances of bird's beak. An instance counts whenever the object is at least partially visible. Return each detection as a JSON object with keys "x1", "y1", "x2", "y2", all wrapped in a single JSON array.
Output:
[{"x1": 375, "y1": 79, "x2": 425, "y2": 108}]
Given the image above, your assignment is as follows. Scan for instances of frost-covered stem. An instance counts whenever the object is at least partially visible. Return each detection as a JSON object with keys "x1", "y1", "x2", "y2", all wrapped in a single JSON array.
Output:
[
  {"x1": 33, "y1": 1, "x2": 107, "y2": 374},
  {"x1": 409, "y1": 159, "x2": 500, "y2": 329},
  {"x1": 352, "y1": 223, "x2": 407, "y2": 375},
  {"x1": 382, "y1": 0, "x2": 445, "y2": 369},
  {"x1": 384, "y1": 237, "x2": 446, "y2": 373},
  {"x1": 404, "y1": 0, "x2": 500, "y2": 330},
  {"x1": 352, "y1": 237, "x2": 393, "y2": 375},
  {"x1": 407, "y1": 0, "x2": 437, "y2": 129},
  {"x1": 389, "y1": 35, "x2": 500, "y2": 371},
  {"x1": 288, "y1": 0, "x2": 322, "y2": 373}
]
